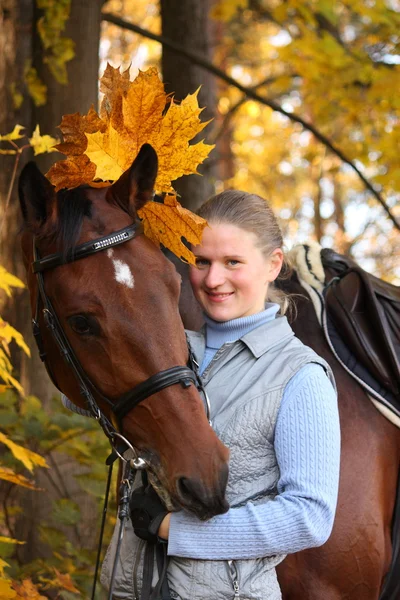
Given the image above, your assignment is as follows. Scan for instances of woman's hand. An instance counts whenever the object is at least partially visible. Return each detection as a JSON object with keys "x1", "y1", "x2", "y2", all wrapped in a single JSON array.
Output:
[{"x1": 158, "y1": 513, "x2": 171, "y2": 540}]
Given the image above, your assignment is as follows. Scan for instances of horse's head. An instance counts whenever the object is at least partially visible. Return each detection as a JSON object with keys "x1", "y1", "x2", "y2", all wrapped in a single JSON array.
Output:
[{"x1": 18, "y1": 144, "x2": 229, "y2": 519}]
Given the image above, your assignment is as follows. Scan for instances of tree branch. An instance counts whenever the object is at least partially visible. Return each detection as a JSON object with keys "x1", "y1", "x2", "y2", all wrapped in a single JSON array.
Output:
[{"x1": 101, "y1": 12, "x2": 400, "y2": 230}]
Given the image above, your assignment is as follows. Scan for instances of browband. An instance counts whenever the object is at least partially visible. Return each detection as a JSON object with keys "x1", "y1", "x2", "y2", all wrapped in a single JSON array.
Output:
[{"x1": 32, "y1": 222, "x2": 143, "y2": 273}]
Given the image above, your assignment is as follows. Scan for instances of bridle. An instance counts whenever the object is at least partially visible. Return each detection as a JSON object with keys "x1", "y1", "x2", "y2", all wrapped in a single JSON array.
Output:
[
  {"x1": 31, "y1": 220, "x2": 210, "y2": 464},
  {"x1": 30, "y1": 219, "x2": 213, "y2": 599}
]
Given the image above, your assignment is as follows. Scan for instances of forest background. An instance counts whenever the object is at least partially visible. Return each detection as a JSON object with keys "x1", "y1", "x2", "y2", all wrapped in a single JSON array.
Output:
[{"x1": 0, "y1": 0, "x2": 400, "y2": 597}]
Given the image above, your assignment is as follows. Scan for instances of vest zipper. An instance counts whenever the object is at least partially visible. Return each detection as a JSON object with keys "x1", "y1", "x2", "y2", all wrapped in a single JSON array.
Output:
[
  {"x1": 227, "y1": 560, "x2": 240, "y2": 599},
  {"x1": 201, "y1": 342, "x2": 234, "y2": 381}
]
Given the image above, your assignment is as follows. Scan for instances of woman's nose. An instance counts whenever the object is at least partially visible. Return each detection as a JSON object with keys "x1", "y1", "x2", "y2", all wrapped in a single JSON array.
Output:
[{"x1": 204, "y1": 264, "x2": 225, "y2": 288}]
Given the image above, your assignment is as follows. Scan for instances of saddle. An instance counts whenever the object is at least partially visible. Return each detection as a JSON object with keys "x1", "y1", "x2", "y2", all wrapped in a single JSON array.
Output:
[{"x1": 321, "y1": 248, "x2": 400, "y2": 404}]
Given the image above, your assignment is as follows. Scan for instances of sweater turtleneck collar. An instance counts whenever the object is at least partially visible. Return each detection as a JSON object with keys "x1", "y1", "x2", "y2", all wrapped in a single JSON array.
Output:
[{"x1": 204, "y1": 303, "x2": 280, "y2": 350}]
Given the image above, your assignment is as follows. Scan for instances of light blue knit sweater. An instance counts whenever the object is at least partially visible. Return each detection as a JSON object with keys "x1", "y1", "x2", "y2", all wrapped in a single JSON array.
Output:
[{"x1": 168, "y1": 305, "x2": 340, "y2": 560}]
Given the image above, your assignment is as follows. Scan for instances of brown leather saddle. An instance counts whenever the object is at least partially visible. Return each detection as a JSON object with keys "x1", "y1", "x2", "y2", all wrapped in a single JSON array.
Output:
[{"x1": 321, "y1": 248, "x2": 400, "y2": 404}]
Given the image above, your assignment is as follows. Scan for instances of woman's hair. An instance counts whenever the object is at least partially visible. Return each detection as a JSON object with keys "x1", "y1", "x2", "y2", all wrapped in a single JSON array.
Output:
[{"x1": 197, "y1": 190, "x2": 292, "y2": 315}]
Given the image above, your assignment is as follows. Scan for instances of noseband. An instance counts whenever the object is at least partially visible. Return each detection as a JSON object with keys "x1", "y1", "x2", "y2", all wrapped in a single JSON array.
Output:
[{"x1": 31, "y1": 220, "x2": 209, "y2": 465}]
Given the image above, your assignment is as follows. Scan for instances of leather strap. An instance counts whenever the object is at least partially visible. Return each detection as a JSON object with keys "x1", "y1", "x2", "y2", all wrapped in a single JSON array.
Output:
[
  {"x1": 113, "y1": 367, "x2": 197, "y2": 420},
  {"x1": 32, "y1": 223, "x2": 143, "y2": 273}
]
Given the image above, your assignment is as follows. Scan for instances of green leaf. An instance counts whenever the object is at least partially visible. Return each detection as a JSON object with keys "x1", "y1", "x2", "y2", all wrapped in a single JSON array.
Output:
[
  {"x1": 51, "y1": 499, "x2": 80, "y2": 526},
  {"x1": 39, "y1": 525, "x2": 67, "y2": 549},
  {"x1": 0, "y1": 409, "x2": 18, "y2": 428},
  {"x1": 74, "y1": 474, "x2": 108, "y2": 498}
]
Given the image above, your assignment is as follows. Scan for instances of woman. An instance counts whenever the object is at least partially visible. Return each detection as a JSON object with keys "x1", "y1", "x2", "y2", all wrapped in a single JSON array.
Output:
[{"x1": 101, "y1": 190, "x2": 341, "y2": 600}]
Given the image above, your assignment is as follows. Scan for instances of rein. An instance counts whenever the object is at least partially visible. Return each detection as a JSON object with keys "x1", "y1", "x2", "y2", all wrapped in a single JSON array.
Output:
[{"x1": 30, "y1": 220, "x2": 210, "y2": 598}]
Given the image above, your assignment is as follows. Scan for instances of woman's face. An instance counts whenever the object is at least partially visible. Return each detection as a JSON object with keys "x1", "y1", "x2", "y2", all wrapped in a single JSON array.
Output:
[{"x1": 189, "y1": 223, "x2": 283, "y2": 322}]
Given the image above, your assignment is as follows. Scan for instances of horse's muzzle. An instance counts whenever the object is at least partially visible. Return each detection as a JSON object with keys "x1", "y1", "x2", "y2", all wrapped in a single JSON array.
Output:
[{"x1": 176, "y1": 463, "x2": 230, "y2": 520}]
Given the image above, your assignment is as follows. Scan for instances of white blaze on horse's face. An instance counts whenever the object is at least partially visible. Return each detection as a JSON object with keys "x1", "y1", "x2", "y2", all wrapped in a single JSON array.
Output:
[{"x1": 107, "y1": 249, "x2": 135, "y2": 289}]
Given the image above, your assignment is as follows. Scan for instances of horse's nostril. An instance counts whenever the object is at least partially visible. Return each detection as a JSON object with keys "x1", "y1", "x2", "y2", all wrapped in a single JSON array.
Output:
[
  {"x1": 176, "y1": 476, "x2": 229, "y2": 519},
  {"x1": 177, "y1": 476, "x2": 198, "y2": 503}
]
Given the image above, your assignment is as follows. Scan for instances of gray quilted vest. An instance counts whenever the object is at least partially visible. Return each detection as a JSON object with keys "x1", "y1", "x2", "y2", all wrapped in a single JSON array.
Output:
[{"x1": 101, "y1": 316, "x2": 334, "y2": 600}]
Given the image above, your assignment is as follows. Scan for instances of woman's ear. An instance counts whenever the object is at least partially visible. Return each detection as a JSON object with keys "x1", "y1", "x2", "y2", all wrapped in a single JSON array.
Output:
[{"x1": 266, "y1": 248, "x2": 284, "y2": 282}]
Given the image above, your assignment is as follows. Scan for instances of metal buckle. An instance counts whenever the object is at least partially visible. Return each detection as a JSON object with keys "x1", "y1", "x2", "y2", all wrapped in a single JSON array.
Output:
[{"x1": 111, "y1": 432, "x2": 147, "y2": 469}]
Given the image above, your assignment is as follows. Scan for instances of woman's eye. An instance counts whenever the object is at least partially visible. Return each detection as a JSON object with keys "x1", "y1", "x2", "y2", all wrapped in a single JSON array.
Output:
[
  {"x1": 195, "y1": 258, "x2": 209, "y2": 267},
  {"x1": 68, "y1": 315, "x2": 95, "y2": 335}
]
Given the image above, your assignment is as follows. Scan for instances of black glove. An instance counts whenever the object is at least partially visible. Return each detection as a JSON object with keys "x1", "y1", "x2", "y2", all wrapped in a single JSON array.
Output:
[{"x1": 129, "y1": 484, "x2": 169, "y2": 544}]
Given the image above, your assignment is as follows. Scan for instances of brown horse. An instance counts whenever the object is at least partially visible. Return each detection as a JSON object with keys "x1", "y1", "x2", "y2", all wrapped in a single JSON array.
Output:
[
  {"x1": 18, "y1": 144, "x2": 229, "y2": 521},
  {"x1": 174, "y1": 255, "x2": 400, "y2": 600}
]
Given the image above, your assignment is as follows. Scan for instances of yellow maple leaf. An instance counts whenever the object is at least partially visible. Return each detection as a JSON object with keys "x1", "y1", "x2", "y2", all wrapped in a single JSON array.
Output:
[
  {"x1": 85, "y1": 122, "x2": 132, "y2": 181},
  {"x1": 28, "y1": 125, "x2": 58, "y2": 156},
  {"x1": 138, "y1": 195, "x2": 207, "y2": 264},
  {"x1": 46, "y1": 65, "x2": 214, "y2": 193},
  {"x1": 11, "y1": 579, "x2": 47, "y2": 599},
  {"x1": 0, "y1": 125, "x2": 25, "y2": 142},
  {"x1": 0, "y1": 432, "x2": 49, "y2": 472},
  {"x1": 0, "y1": 467, "x2": 39, "y2": 490}
]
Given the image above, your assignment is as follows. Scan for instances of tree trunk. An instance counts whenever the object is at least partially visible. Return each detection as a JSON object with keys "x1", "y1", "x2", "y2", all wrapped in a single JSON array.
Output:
[
  {"x1": 0, "y1": 0, "x2": 104, "y2": 565},
  {"x1": 160, "y1": 0, "x2": 219, "y2": 211}
]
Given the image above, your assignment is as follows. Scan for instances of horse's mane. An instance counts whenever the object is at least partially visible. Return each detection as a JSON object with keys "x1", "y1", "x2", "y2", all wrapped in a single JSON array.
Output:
[{"x1": 35, "y1": 187, "x2": 93, "y2": 258}]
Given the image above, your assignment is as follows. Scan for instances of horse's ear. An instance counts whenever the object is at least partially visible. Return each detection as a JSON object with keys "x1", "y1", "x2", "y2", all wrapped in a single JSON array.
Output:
[
  {"x1": 18, "y1": 162, "x2": 56, "y2": 226},
  {"x1": 111, "y1": 143, "x2": 158, "y2": 213}
]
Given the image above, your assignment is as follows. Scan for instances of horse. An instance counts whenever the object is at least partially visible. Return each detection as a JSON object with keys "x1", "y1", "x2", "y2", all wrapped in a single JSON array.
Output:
[
  {"x1": 174, "y1": 251, "x2": 400, "y2": 600},
  {"x1": 17, "y1": 143, "x2": 230, "y2": 521}
]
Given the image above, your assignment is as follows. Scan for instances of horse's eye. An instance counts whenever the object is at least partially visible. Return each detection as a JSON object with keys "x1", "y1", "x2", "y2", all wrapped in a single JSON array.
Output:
[{"x1": 68, "y1": 315, "x2": 95, "y2": 335}]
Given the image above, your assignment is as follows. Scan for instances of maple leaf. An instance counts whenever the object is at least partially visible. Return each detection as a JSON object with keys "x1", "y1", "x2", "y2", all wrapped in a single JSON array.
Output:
[
  {"x1": 46, "y1": 155, "x2": 97, "y2": 192},
  {"x1": 0, "y1": 432, "x2": 49, "y2": 472},
  {"x1": 41, "y1": 569, "x2": 80, "y2": 594},
  {"x1": 46, "y1": 65, "x2": 214, "y2": 193},
  {"x1": 11, "y1": 579, "x2": 47, "y2": 599},
  {"x1": 28, "y1": 125, "x2": 58, "y2": 156},
  {"x1": 138, "y1": 195, "x2": 207, "y2": 264},
  {"x1": 46, "y1": 65, "x2": 213, "y2": 261}
]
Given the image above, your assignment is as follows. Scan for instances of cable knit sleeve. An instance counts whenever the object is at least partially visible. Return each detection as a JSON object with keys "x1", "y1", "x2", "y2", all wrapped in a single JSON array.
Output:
[{"x1": 167, "y1": 362, "x2": 340, "y2": 560}]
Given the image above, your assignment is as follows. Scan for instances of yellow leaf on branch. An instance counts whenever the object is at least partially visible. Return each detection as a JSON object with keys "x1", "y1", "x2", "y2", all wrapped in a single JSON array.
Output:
[
  {"x1": 0, "y1": 125, "x2": 25, "y2": 142},
  {"x1": 0, "y1": 535, "x2": 25, "y2": 545},
  {"x1": 0, "y1": 266, "x2": 25, "y2": 297},
  {"x1": 138, "y1": 195, "x2": 207, "y2": 264},
  {"x1": 0, "y1": 467, "x2": 39, "y2": 490},
  {"x1": 0, "y1": 348, "x2": 24, "y2": 394},
  {"x1": 28, "y1": 125, "x2": 58, "y2": 156},
  {"x1": 0, "y1": 432, "x2": 49, "y2": 472},
  {"x1": 0, "y1": 319, "x2": 31, "y2": 357}
]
